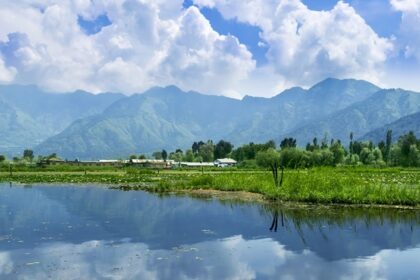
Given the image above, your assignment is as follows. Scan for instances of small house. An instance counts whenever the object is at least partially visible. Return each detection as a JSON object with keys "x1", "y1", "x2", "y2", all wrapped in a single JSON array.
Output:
[{"x1": 214, "y1": 158, "x2": 237, "y2": 167}]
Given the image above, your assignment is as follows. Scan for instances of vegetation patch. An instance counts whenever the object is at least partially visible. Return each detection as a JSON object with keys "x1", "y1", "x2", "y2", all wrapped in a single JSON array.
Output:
[{"x1": 1, "y1": 167, "x2": 419, "y2": 207}]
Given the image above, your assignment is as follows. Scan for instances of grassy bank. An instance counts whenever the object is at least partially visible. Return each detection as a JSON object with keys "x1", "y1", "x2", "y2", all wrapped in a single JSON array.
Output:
[{"x1": 0, "y1": 167, "x2": 419, "y2": 207}]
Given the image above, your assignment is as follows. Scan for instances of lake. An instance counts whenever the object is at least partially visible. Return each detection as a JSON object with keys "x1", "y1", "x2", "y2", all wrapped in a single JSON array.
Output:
[{"x1": 0, "y1": 183, "x2": 419, "y2": 279}]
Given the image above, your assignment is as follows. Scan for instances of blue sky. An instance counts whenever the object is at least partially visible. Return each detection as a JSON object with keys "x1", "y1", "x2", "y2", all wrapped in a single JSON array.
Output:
[
  {"x1": 79, "y1": 0, "x2": 403, "y2": 65},
  {"x1": 0, "y1": 0, "x2": 419, "y2": 97}
]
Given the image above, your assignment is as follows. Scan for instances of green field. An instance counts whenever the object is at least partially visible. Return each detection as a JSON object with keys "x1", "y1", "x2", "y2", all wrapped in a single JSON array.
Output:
[{"x1": 1, "y1": 167, "x2": 419, "y2": 207}]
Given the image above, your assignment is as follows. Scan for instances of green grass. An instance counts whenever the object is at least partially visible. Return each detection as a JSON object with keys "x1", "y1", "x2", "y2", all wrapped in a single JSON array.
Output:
[{"x1": 0, "y1": 167, "x2": 419, "y2": 206}]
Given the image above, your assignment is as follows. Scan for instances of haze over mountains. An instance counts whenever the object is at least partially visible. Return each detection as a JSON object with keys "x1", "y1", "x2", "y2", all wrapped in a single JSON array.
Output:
[
  {"x1": 0, "y1": 85, "x2": 123, "y2": 156},
  {"x1": 1, "y1": 79, "x2": 419, "y2": 159}
]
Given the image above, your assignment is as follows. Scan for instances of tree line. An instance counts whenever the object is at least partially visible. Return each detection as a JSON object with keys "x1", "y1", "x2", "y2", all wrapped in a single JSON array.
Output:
[
  {"x1": 138, "y1": 130, "x2": 420, "y2": 168},
  {"x1": 1, "y1": 130, "x2": 419, "y2": 168},
  {"x1": 129, "y1": 140, "x2": 234, "y2": 163}
]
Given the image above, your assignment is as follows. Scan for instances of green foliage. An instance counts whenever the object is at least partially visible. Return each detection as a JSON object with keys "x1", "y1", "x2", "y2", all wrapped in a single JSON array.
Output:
[
  {"x1": 0, "y1": 155, "x2": 5, "y2": 162},
  {"x1": 162, "y1": 149, "x2": 168, "y2": 161},
  {"x1": 190, "y1": 175, "x2": 214, "y2": 187},
  {"x1": 23, "y1": 149, "x2": 34, "y2": 161},
  {"x1": 232, "y1": 140, "x2": 276, "y2": 161},
  {"x1": 256, "y1": 149, "x2": 281, "y2": 168},
  {"x1": 152, "y1": 151, "x2": 162, "y2": 160},
  {"x1": 1, "y1": 167, "x2": 419, "y2": 206},
  {"x1": 183, "y1": 149, "x2": 194, "y2": 162},
  {"x1": 256, "y1": 149, "x2": 283, "y2": 187},
  {"x1": 237, "y1": 159, "x2": 258, "y2": 169},
  {"x1": 169, "y1": 150, "x2": 183, "y2": 162},
  {"x1": 280, "y1": 138, "x2": 297, "y2": 149},
  {"x1": 214, "y1": 140, "x2": 233, "y2": 159},
  {"x1": 198, "y1": 140, "x2": 215, "y2": 162}
]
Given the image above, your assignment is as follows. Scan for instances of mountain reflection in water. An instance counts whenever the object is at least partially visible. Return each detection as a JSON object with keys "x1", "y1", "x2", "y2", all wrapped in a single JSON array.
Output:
[{"x1": 0, "y1": 184, "x2": 419, "y2": 279}]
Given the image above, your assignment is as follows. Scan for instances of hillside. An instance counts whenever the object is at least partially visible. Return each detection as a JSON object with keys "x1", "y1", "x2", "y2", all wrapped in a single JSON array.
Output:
[
  {"x1": 284, "y1": 89, "x2": 420, "y2": 146},
  {"x1": 0, "y1": 85, "x2": 124, "y2": 155},
  {"x1": 360, "y1": 111, "x2": 420, "y2": 143},
  {"x1": 34, "y1": 79, "x2": 381, "y2": 159}
]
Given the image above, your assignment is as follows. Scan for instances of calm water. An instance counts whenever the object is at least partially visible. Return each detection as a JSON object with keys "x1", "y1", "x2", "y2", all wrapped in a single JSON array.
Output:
[{"x1": 0, "y1": 183, "x2": 419, "y2": 280}]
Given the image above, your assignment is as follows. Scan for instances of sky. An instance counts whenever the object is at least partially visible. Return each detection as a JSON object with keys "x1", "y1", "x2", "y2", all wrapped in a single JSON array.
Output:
[{"x1": 0, "y1": 0, "x2": 419, "y2": 98}]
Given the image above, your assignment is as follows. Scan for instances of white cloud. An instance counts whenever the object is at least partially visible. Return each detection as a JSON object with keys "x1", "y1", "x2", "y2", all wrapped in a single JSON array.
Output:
[
  {"x1": 194, "y1": 0, "x2": 393, "y2": 88},
  {"x1": 391, "y1": 0, "x2": 420, "y2": 11},
  {"x1": 0, "y1": 0, "x2": 255, "y2": 97},
  {"x1": 391, "y1": 0, "x2": 420, "y2": 61},
  {"x1": 0, "y1": 57, "x2": 16, "y2": 83},
  {"x1": 1, "y1": 0, "x2": 414, "y2": 96}
]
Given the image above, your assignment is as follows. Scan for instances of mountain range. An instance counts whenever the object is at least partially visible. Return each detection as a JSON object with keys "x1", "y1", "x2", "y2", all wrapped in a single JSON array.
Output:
[{"x1": 0, "y1": 79, "x2": 419, "y2": 159}]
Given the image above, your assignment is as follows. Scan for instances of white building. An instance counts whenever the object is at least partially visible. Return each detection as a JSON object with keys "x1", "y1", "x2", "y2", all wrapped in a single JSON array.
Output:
[{"x1": 214, "y1": 158, "x2": 237, "y2": 167}]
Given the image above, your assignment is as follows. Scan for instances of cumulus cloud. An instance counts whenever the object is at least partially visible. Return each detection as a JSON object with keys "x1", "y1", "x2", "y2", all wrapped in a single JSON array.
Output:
[
  {"x1": 391, "y1": 0, "x2": 420, "y2": 60},
  {"x1": 0, "y1": 0, "x2": 255, "y2": 97},
  {"x1": 0, "y1": 0, "x2": 404, "y2": 96},
  {"x1": 0, "y1": 57, "x2": 16, "y2": 83},
  {"x1": 194, "y1": 0, "x2": 393, "y2": 87}
]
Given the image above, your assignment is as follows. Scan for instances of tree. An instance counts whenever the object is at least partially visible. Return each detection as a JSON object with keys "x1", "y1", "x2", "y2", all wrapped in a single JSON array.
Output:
[
  {"x1": 256, "y1": 149, "x2": 283, "y2": 187},
  {"x1": 152, "y1": 151, "x2": 162, "y2": 160},
  {"x1": 385, "y1": 129, "x2": 392, "y2": 164},
  {"x1": 170, "y1": 150, "x2": 183, "y2": 162},
  {"x1": 198, "y1": 141, "x2": 215, "y2": 162},
  {"x1": 330, "y1": 141, "x2": 345, "y2": 166},
  {"x1": 305, "y1": 137, "x2": 320, "y2": 152},
  {"x1": 280, "y1": 138, "x2": 297, "y2": 149},
  {"x1": 0, "y1": 155, "x2": 5, "y2": 162},
  {"x1": 161, "y1": 149, "x2": 168, "y2": 161},
  {"x1": 398, "y1": 132, "x2": 418, "y2": 167},
  {"x1": 192, "y1": 142, "x2": 199, "y2": 154},
  {"x1": 360, "y1": 147, "x2": 375, "y2": 165},
  {"x1": 183, "y1": 149, "x2": 194, "y2": 162},
  {"x1": 214, "y1": 140, "x2": 233, "y2": 159},
  {"x1": 129, "y1": 155, "x2": 137, "y2": 160},
  {"x1": 23, "y1": 149, "x2": 34, "y2": 161},
  {"x1": 349, "y1": 132, "x2": 354, "y2": 155},
  {"x1": 138, "y1": 154, "x2": 146, "y2": 159}
]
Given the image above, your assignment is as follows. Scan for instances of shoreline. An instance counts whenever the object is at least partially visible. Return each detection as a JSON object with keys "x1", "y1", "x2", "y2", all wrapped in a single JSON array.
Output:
[
  {"x1": 3, "y1": 181, "x2": 419, "y2": 210},
  {"x1": 1, "y1": 167, "x2": 419, "y2": 208}
]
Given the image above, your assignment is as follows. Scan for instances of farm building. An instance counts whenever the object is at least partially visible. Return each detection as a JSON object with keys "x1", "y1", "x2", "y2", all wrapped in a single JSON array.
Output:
[
  {"x1": 128, "y1": 159, "x2": 174, "y2": 168},
  {"x1": 214, "y1": 158, "x2": 237, "y2": 167},
  {"x1": 43, "y1": 159, "x2": 124, "y2": 167}
]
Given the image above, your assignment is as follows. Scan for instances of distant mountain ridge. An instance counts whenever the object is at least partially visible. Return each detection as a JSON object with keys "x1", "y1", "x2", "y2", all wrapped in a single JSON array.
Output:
[
  {"x1": 0, "y1": 85, "x2": 124, "y2": 156},
  {"x1": 1, "y1": 79, "x2": 419, "y2": 159},
  {"x1": 284, "y1": 88, "x2": 420, "y2": 145},
  {"x1": 360, "y1": 111, "x2": 420, "y2": 143},
  {"x1": 35, "y1": 79, "x2": 384, "y2": 159}
]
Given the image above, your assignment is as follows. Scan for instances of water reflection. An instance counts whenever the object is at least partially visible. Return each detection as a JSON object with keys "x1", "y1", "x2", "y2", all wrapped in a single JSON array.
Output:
[{"x1": 0, "y1": 183, "x2": 419, "y2": 279}]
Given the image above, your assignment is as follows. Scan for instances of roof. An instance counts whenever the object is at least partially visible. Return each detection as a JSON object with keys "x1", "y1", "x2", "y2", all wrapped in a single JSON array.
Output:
[
  {"x1": 129, "y1": 159, "x2": 175, "y2": 164},
  {"x1": 180, "y1": 162, "x2": 215, "y2": 167},
  {"x1": 214, "y1": 158, "x2": 237, "y2": 164}
]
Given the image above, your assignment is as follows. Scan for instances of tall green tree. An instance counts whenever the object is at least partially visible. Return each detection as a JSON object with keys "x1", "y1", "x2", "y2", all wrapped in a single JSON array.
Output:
[
  {"x1": 214, "y1": 140, "x2": 233, "y2": 159},
  {"x1": 280, "y1": 138, "x2": 297, "y2": 149},
  {"x1": 385, "y1": 129, "x2": 392, "y2": 164},
  {"x1": 199, "y1": 140, "x2": 215, "y2": 162},
  {"x1": 162, "y1": 149, "x2": 168, "y2": 161},
  {"x1": 330, "y1": 141, "x2": 345, "y2": 166},
  {"x1": 23, "y1": 149, "x2": 34, "y2": 161},
  {"x1": 256, "y1": 149, "x2": 283, "y2": 187}
]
